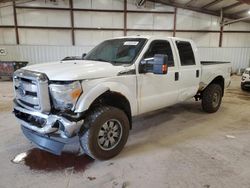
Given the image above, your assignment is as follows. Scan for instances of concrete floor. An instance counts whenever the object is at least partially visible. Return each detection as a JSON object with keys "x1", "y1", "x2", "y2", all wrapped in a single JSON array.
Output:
[{"x1": 0, "y1": 76, "x2": 249, "y2": 188}]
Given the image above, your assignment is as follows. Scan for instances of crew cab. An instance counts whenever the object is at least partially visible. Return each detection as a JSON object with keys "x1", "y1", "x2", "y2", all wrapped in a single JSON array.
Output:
[
  {"x1": 241, "y1": 68, "x2": 250, "y2": 90},
  {"x1": 13, "y1": 36, "x2": 232, "y2": 160}
]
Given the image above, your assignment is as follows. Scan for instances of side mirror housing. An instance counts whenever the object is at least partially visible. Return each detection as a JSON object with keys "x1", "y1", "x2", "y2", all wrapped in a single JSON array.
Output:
[{"x1": 140, "y1": 54, "x2": 168, "y2": 74}]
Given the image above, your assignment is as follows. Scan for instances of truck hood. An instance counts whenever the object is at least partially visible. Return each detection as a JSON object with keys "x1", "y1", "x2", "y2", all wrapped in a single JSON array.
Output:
[{"x1": 23, "y1": 60, "x2": 128, "y2": 81}]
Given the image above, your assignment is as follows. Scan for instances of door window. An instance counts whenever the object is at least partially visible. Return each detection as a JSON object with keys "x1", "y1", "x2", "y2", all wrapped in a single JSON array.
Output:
[
  {"x1": 144, "y1": 40, "x2": 175, "y2": 67},
  {"x1": 176, "y1": 41, "x2": 195, "y2": 66}
]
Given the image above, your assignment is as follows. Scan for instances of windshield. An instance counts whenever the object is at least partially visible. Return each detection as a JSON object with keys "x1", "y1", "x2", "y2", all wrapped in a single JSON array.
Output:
[{"x1": 84, "y1": 38, "x2": 147, "y2": 65}]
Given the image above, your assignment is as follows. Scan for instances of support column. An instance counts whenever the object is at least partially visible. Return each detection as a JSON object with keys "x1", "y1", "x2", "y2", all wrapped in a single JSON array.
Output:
[
  {"x1": 13, "y1": 0, "x2": 19, "y2": 44},
  {"x1": 219, "y1": 10, "x2": 224, "y2": 47},
  {"x1": 69, "y1": 0, "x2": 75, "y2": 45},
  {"x1": 173, "y1": 7, "x2": 177, "y2": 37},
  {"x1": 219, "y1": 23, "x2": 223, "y2": 47},
  {"x1": 124, "y1": 0, "x2": 127, "y2": 36}
]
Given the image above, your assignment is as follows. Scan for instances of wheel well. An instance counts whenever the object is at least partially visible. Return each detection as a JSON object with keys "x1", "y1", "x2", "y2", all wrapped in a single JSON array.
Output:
[
  {"x1": 88, "y1": 91, "x2": 132, "y2": 129},
  {"x1": 209, "y1": 76, "x2": 225, "y2": 96}
]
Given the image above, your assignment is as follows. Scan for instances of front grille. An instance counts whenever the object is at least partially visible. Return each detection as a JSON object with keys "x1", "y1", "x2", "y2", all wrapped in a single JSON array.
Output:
[
  {"x1": 14, "y1": 77, "x2": 40, "y2": 109},
  {"x1": 13, "y1": 69, "x2": 51, "y2": 112}
]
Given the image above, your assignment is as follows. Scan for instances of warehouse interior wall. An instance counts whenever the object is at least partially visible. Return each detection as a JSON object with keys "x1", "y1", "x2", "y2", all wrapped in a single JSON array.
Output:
[{"x1": 0, "y1": 0, "x2": 250, "y2": 71}]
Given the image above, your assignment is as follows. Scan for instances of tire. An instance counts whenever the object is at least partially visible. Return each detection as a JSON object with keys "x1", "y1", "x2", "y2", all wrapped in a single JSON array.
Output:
[
  {"x1": 80, "y1": 106, "x2": 130, "y2": 160},
  {"x1": 241, "y1": 84, "x2": 246, "y2": 91},
  {"x1": 201, "y1": 84, "x2": 223, "y2": 113}
]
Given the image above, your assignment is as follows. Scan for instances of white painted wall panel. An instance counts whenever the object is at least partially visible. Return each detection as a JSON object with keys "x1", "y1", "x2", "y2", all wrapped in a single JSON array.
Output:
[
  {"x1": 153, "y1": 3, "x2": 174, "y2": 11},
  {"x1": 92, "y1": 0, "x2": 123, "y2": 10},
  {"x1": 20, "y1": 0, "x2": 70, "y2": 8},
  {"x1": 17, "y1": 9, "x2": 71, "y2": 27},
  {"x1": 0, "y1": 29, "x2": 16, "y2": 44},
  {"x1": 127, "y1": 13, "x2": 173, "y2": 29},
  {"x1": 176, "y1": 8, "x2": 220, "y2": 30},
  {"x1": 73, "y1": 0, "x2": 91, "y2": 9},
  {"x1": 223, "y1": 33, "x2": 250, "y2": 47},
  {"x1": 127, "y1": 0, "x2": 174, "y2": 11},
  {"x1": 127, "y1": 13, "x2": 153, "y2": 29},
  {"x1": 75, "y1": 30, "x2": 123, "y2": 46},
  {"x1": 176, "y1": 32, "x2": 220, "y2": 47},
  {"x1": 73, "y1": 0, "x2": 123, "y2": 10},
  {"x1": 154, "y1": 14, "x2": 174, "y2": 30},
  {"x1": 19, "y1": 29, "x2": 71, "y2": 45},
  {"x1": 0, "y1": 2, "x2": 14, "y2": 25},
  {"x1": 74, "y1": 12, "x2": 123, "y2": 28}
]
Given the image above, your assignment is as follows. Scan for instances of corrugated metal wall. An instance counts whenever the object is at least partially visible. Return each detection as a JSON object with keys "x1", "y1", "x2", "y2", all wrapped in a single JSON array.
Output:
[
  {"x1": 0, "y1": 45, "x2": 91, "y2": 63},
  {"x1": 0, "y1": 45, "x2": 249, "y2": 72},
  {"x1": 199, "y1": 47, "x2": 250, "y2": 72}
]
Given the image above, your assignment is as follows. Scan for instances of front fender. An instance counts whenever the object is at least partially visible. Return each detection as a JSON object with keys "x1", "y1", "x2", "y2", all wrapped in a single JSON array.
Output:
[
  {"x1": 74, "y1": 82, "x2": 137, "y2": 115},
  {"x1": 74, "y1": 84, "x2": 109, "y2": 113}
]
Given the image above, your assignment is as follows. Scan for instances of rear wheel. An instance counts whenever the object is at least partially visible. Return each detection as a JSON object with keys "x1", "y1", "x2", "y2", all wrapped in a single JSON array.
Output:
[
  {"x1": 80, "y1": 106, "x2": 129, "y2": 160},
  {"x1": 202, "y1": 84, "x2": 222, "y2": 113}
]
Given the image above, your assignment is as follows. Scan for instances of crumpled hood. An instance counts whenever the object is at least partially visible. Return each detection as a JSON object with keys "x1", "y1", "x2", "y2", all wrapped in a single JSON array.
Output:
[{"x1": 23, "y1": 60, "x2": 127, "y2": 81}]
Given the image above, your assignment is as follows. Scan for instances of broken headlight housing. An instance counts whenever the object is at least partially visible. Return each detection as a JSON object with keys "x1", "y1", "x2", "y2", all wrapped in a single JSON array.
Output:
[{"x1": 49, "y1": 81, "x2": 82, "y2": 110}]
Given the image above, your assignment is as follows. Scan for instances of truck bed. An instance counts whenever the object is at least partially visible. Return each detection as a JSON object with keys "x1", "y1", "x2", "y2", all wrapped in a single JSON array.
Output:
[{"x1": 199, "y1": 61, "x2": 232, "y2": 91}]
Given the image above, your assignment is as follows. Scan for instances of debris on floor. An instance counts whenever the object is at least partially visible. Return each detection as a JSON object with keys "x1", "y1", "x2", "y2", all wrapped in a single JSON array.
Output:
[
  {"x1": 11, "y1": 152, "x2": 28, "y2": 164},
  {"x1": 225, "y1": 135, "x2": 236, "y2": 139},
  {"x1": 87, "y1": 176, "x2": 96, "y2": 181}
]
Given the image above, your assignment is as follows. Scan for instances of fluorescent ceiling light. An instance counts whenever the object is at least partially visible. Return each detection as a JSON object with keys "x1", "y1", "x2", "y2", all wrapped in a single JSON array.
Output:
[{"x1": 248, "y1": 10, "x2": 250, "y2": 15}]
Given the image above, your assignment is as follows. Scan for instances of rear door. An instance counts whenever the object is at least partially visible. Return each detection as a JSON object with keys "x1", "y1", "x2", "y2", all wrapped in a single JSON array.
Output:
[{"x1": 174, "y1": 40, "x2": 200, "y2": 102}]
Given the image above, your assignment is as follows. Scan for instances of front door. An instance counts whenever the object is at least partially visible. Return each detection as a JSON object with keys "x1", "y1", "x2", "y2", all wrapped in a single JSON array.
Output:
[{"x1": 138, "y1": 39, "x2": 180, "y2": 114}]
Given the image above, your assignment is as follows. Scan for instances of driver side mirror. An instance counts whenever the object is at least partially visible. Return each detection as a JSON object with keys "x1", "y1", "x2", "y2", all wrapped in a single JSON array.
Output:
[{"x1": 140, "y1": 54, "x2": 168, "y2": 74}]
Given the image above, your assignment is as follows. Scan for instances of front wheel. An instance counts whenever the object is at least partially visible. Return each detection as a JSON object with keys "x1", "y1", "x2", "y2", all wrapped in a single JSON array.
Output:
[
  {"x1": 241, "y1": 84, "x2": 247, "y2": 91},
  {"x1": 80, "y1": 106, "x2": 130, "y2": 160},
  {"x1": 201, "y1": 84, "x2": 223, "y2": 113}
]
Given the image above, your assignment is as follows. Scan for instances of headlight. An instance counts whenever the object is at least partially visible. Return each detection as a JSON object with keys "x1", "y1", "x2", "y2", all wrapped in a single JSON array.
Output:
[{"x1": 49, "y1": 81, "x2": 82, "y2": 110}]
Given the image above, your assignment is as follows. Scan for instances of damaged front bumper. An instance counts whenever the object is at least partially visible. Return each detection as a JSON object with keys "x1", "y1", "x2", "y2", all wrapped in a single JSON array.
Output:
[{"x1": 13, "y1": 102, "x2": 84, "y2": 155}]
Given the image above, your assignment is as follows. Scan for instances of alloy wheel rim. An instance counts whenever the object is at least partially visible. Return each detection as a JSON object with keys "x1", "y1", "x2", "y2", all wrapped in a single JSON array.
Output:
[
  {"x1": 97, "y1": 119, "x2": 123, "y2": 151},
  {"x1": 212, "y1": 91, "x2": 220, "y2": 107}
]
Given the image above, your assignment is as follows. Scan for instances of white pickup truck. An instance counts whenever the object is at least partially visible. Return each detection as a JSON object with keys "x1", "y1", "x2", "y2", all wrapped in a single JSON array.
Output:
[{"x1": 13, "y1": 36, "x2": 232, "y2": 160}]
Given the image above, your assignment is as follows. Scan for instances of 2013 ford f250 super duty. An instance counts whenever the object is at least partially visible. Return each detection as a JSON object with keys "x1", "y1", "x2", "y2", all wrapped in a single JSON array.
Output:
[{"x1": 13, "y1": 36, "x2": 232, "y2": 160}]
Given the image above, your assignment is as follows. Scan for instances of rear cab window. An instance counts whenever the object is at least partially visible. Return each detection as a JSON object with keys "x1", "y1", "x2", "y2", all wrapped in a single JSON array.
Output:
[{"x1": 175, "y1": 41, "x2": 196, "y2": 66}]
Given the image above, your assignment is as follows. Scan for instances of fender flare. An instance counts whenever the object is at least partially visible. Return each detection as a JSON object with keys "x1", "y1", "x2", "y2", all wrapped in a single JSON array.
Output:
[
  {"x1": 74, "y1": 84, "x2": 109, "y2": 113},
  {"x1": 201, "y1": 72, "x2": 225, "y2": 90},
  {"x1": 74, "y1": 82, "x2": 136, "y2": 114}
]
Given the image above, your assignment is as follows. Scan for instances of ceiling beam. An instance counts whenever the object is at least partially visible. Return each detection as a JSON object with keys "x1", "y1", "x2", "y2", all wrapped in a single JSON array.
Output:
[
  {"x1": 223, "y1": 15, "x2": 250, "y2": 26},
  {"x1": 184, "y1": 0, "x2": 197, "y2": 7},
  {"x1": 222, "y1": 2, "x2": 243, "y2": 12},
  {"x1": 231, "y1": 8, "x2": 250, "y2": 16},
  {"x1": 153, "y1": 0, "x2": 238, "y2": 20},
  {"x1": 156, "y1": 0, "x2": 220, "y2": 16},
  {"x1": 202, "y1": 0, "x2": 223, "y2": 9},
  {"x1": 237, "y1": 0, "x2": 250, "y2": 5}
]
